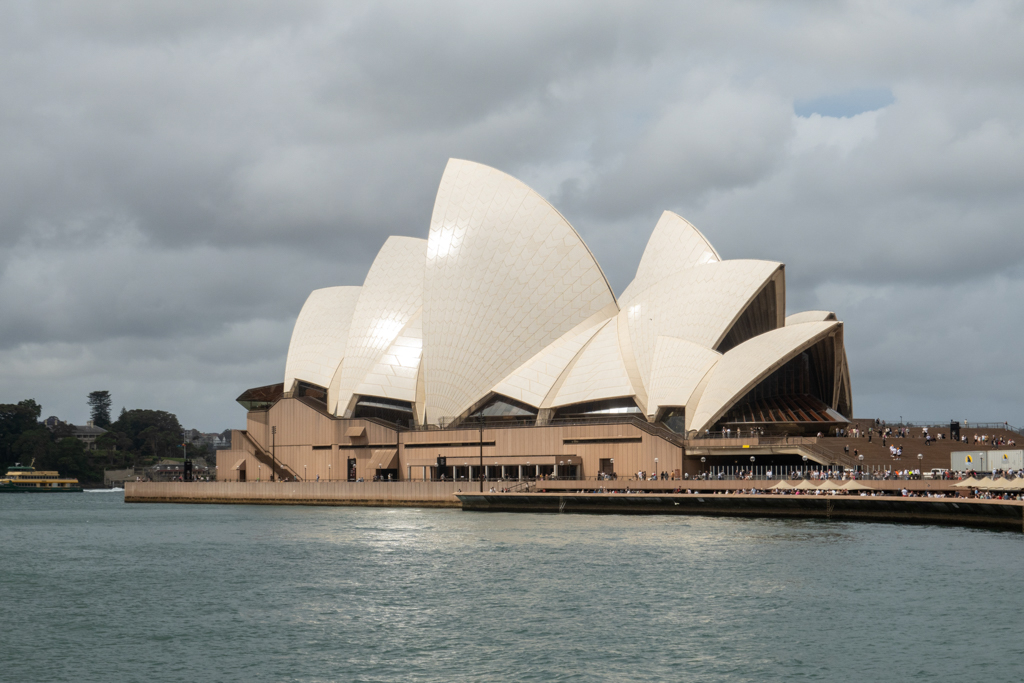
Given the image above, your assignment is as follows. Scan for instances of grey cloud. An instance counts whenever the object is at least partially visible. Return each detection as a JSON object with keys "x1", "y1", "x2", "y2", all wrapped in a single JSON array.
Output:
[{"x1": 1, "y1": 0, "x2": 1023, "y2": 430}]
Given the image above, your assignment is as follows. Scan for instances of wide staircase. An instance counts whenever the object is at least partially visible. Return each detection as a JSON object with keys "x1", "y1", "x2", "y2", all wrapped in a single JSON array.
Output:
[{"x1": 813, "y1": 421, "x2": 1020, "y2": 472}]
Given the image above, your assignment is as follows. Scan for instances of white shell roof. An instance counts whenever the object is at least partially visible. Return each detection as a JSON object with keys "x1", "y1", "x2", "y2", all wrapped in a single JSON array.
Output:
[
  {"x1": 283, "y1": 286, "x2": 361, "y2": 395},
  {"x1": 688, "y1": 321, "x2": 841, "y2": 434},
  {"x1": 786, "y1": 310, "x2": 837, "y2": 325},
  {"x1": 551, "y1": 316, "x2": 637, "y2": 408},
  {"x1": 421, "y1": 159, "x2": 617, "y2": 422},
  {"x1": 353, "y1": 309, "x2": 423, "y2": 403},
  {"x1": 622, "y1": 259, "x2": 783, "y2": 391},
  {"x1": 491, "y1": 308, "x2": 614, "y2": 408},
  {"x1": 333, "y1": 236, "x2": 427, "y2": 415},
  {"x1": 647, "y1": 336, "x2": 722, "y2": 418},
  {"x1": 280, "y1": 159, "x2": 851, "y2": 430},
  {"x1": 619, "y1": 211, "x2": 721, "y2": 306}
]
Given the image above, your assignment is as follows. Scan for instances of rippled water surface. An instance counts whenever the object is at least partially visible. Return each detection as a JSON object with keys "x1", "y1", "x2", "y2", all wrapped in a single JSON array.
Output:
[{"x1": 2, "y1": 494, "x2": 1022, "y2": 682}]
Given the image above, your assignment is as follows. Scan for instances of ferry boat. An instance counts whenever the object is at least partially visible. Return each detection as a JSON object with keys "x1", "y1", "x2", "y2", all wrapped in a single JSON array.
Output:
[{"x1": 0, "y1": 461, "x2": 83, "y2": 492}]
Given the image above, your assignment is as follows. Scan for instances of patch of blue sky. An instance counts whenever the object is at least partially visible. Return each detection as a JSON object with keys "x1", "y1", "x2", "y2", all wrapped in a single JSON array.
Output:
[{"x1": 794, "y1": 87, "x2": 894, "y2": 118}]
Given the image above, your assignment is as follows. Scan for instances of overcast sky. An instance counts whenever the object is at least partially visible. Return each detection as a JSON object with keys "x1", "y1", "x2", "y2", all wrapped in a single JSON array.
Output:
[{"x1": 2, "y1": 1, "x2": 1022, "y2": 432}]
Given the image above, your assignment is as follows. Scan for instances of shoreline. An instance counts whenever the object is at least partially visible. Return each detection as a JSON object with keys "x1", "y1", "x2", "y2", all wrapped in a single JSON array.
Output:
[{"x1": 124, "y1": 481, "x2": 1024, "y2": 531}]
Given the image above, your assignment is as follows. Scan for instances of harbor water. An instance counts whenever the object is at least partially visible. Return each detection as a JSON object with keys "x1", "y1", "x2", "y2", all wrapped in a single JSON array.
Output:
[{"x1": 2, "y1": 493, "x2": 1021, "y2": 682}]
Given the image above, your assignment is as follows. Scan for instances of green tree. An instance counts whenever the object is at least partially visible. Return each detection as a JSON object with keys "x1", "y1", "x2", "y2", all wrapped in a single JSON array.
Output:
[
  {"x1": 0, "y1": 399, "x2": 44, "y2": 469},
  {"x1": 87, "y1": 391, "x2": 112, "y2": 429},
  {"x1": 111, "y1": 409, "x2": 184, "y2": 461},
  {"x1": 40, "y1": 437, "x2": 100, "y2": 482}
]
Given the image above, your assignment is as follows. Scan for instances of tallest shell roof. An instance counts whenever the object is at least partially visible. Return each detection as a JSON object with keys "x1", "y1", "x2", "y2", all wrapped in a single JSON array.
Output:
[
  {"x1": 281, "y1": 158, "x2": 851, "y2": 433},
  {"x1": 421, "y1": 159, "x2": 618, "y2": 422}
]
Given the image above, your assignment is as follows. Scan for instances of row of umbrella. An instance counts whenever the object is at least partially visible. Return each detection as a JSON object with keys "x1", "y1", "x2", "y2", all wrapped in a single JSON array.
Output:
[
  {"x1": 757, "y1": 477, "x2": 1024, "y2": 492},
  {"x1": 951, "y1": 477, "x2": 1024, "y2": 491},
  {"x1": 766, "y1": 479, "x2": 873, "y2": 491}
]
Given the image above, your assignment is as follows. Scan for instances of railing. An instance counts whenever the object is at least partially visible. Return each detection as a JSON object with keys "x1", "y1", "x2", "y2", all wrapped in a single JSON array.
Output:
[
  {"x1": 240, "y1": 430, "x2": 300, "y2": 481},
  {"x1": 684, "y1": 435, "x2": 858, "y2": 469},
  {"x1": 850, "y1": 420, "x2": 1022, "y2": 436}
]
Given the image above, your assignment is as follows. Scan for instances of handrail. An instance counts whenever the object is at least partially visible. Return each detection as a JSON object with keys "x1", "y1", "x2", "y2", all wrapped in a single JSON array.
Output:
[{"x1": 240, "y1": 430, "x2": 299, "y2": 481}]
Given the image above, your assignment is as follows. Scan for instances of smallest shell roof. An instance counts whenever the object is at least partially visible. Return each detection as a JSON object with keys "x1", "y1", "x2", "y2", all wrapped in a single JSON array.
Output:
[
  {"x1": 283, "y1": 286, "x2": 361, "y2": 394},
  {"x1": 688, "y1": 321, "x2": 840, "y2": 434}
]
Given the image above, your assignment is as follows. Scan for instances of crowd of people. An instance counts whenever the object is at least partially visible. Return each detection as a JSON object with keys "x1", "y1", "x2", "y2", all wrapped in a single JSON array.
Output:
[{"x1": 528, "y1": 485, "x2": 1023, "y2": 501}]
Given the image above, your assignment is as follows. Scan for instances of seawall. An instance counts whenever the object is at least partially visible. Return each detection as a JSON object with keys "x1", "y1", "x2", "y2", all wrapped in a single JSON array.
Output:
[
  {"x1": 455, "y1": 492, "x2": 1024, "y2": 532},
  {"x1": 125, "y1": 481, "x2": 463, "y2": 507}
]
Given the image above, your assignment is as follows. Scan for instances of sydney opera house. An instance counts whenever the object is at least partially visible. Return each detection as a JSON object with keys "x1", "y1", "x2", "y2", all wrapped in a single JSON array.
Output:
[{"x1": 218, "y1": 160, "x2": 852, "y2": 483}]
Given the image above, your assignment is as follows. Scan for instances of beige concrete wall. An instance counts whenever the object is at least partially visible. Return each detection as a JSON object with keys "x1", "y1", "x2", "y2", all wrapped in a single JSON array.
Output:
[
  {"x1": 228, "y1": 397, "x2": 684, "y2": 483},
  {"x1": 126, "y1": 481, "x2": 463, "y2": 506}
]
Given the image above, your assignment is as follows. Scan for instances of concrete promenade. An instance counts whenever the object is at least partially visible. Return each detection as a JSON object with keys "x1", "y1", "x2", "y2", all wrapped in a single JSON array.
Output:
[{"x1": 125, "y1": 481, "x2": 463, "y2": 507}]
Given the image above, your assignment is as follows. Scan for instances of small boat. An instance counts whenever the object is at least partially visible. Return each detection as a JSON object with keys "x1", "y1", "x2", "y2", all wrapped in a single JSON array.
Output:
[{"x1": 0, "y1": 460, "x2": 83, "y2": 492}]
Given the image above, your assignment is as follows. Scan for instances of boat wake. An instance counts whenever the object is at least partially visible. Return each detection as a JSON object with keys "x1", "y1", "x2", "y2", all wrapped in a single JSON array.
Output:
[{"x1": 85, "y1": 487, "x2": 124, "y2": 493}]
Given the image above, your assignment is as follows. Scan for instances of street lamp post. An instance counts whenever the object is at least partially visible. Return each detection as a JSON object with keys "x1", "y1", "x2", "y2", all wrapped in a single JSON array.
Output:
[
  {"x1": 750, "y1": 455, "x2": 755, "y2": 479},
  {"x1": 858, "y1": 453, "x2": 864, "y2": 478},
  {"x1": 654, "y1": 458, "x2": 658, "y2": 480},
  {"x1": 918, "y1": 453, "x2": 924, "y2": 479},
  {"x1": 271, "y1": 426, "x2": 276, "y2": 482},
  {"x1": 700, "y1": 456, "x2": 705, "y2": 478},
  {"x1": 328, "y1": 464, "x2": 331, "y2": 482},
  {"x1": 304, "y1": 465, "x2": 307, "y2": 482}
]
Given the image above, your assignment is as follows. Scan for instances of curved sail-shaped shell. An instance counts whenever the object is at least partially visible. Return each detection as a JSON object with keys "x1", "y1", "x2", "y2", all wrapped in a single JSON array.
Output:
[
  {"x1": 422, "y1": 159, "x2": 617, "y2": 422},
  {"x1": 491, "y1": 308, "x2": 614, "y2": 408},
  {"x1": 333, "y1": 236, "x2": 427, "y2": 415},
  {"x1": 283, "y1": 286, "x2": 361, "y2": 394},
  {"x1": 622, "y1": 259, "x2": 783, "y2": 391},
  {"x1": 688, "y1": 321, "x2": 841, "y2": 434},
  {"x1": 550, "y1": 316, "x2": 637, "y2": 408},
  {"x1": 619, "y1": 211, "x2": 721, "y2": 306},
  {"x1": 647, "y1": 336, "x2": 722, "y2": 419},
  {"x1": 353, "y1": 309, "x2": 423, "y2": 404}
]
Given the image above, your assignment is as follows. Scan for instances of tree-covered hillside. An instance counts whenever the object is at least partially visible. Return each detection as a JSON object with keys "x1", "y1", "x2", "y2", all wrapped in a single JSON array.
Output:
[{"x1": 0, "y1": 397, "x2": 216, "y2": 483}]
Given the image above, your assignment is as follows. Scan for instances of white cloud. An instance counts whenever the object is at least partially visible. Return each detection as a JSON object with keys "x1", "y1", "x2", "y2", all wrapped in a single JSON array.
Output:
[{"x1": 789, "y1": 110, "x2": 883, "y2": 156}]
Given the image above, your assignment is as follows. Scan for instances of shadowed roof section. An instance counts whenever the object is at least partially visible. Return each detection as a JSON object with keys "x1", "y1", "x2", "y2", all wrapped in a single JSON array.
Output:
[
  {"x1": 620, "y1": 259, "x2": 783, "y2": 391},
  {"x1": 688, "y1": 321, "x2": 841, "y2": 434}
]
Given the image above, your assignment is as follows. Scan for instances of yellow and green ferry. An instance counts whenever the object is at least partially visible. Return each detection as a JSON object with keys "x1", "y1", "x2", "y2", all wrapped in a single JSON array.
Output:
[{"x1": 1, "y1": 461, "x2": 83, "y2": 492}]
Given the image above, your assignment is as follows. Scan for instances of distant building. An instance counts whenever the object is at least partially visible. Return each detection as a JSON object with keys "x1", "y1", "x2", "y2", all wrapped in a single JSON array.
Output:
[
  {"x1": 184, "y1": 429, "x2": 232, "y2": 450},
  {"x1": 72, "y1": 421, "x2": 107, "y2": 450},
  {"x1": 44, "y1": 416, "x2": 107, "y2": 450}
]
